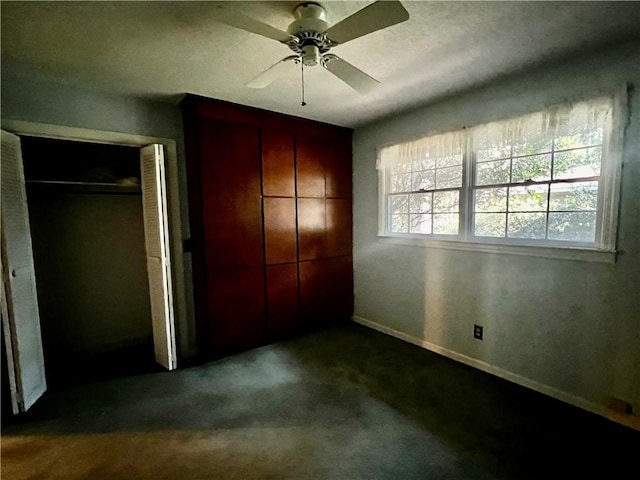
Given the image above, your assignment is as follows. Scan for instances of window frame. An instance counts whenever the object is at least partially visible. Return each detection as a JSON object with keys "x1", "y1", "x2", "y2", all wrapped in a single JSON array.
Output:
[{"x1": 377, "y1": 89, "x2": 627, "y2": 263}]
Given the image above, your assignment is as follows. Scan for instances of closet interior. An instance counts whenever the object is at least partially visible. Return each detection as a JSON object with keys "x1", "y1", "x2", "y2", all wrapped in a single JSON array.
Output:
[{"x1": 21, "y1": 136, "x2": 160, "y2": 387}]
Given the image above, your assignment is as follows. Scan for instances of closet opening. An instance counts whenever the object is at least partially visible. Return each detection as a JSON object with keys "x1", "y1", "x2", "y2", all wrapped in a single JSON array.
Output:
[{"x1": 21, "y1": 136, "x2": 161, "y2": 388}]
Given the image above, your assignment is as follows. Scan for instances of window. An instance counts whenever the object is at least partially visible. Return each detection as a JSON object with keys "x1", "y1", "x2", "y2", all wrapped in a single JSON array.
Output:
[
  {"x1": 378, "y1": 93, "x2": 625, "y2": 256},
  {"x1": 383, "y1": 131, "x2": 464, "y2": 237}
]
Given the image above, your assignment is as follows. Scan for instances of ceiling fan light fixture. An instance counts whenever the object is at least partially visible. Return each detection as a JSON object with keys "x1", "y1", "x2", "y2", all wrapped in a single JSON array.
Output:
[{"x1": 301, "y1": 44, "x2": 321, "y2": 66}]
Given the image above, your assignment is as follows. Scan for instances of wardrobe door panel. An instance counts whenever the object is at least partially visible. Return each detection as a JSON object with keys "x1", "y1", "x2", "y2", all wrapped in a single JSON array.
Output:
[
  {"x1": 299, "y1": 257, "x2": 353, "y2": 330},
  {"x1": 207, "y1": 267, "x2": 265, "y2": 352},
  {"x1": 298, "y1": 260, "x2": 329, "y2": 331},
  {"x1": 266, "y1": 263, "x2": 298, "y2": 341},
  {"x1": 297, "y1": 198, "x2": 326, "y2": 261},
  {"x1": 325, "y1": 136, "x2": 352, "y2": 199},
  {"x1": 325, "y1": 256, "x2": 353, "y2": 321},
  {"x1": 296, "y1": 134, "x2": 325, "y2": 198},
  {"x1": 264, "y1": 197, "x2": 297, "y2": 265},
  {"x1": 262, "y1": 129, "x2": 295, "y2": 197},
  {"x1": 199, "y1": 121, "x2": 263, "y2": 269},
  {"x1": 326, "y1": 198, "x2": 352, "y2": 258}
]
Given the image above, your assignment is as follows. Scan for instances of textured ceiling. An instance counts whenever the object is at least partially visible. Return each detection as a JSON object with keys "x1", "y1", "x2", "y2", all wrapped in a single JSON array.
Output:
[{"x1": 2, "y1": 1, "x2": 640, "y2": 127}]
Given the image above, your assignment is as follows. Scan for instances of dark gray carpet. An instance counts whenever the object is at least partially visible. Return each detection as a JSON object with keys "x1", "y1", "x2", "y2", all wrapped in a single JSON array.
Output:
[{"x1": 2, "y1": 323, "x2": 638, "y2": 479}]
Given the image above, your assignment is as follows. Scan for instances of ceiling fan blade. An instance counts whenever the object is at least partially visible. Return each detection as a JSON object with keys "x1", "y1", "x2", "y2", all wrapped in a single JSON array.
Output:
[
  {"x1": 247, "y1": 55, "x2": 299, "y2": 89},
  {"x1": 323, "y1": 0, "x2": 409, "y2": 45},
  {"x1": 212, "y1": 6, "x2": 292, "y2": 43},
  {"x1": 322, "y1": 55, "x2": 380, "y2": 94}
]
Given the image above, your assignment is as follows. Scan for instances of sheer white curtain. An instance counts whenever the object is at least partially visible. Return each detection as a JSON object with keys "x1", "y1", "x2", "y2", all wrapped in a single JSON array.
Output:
[
  {"x1": 471, "y1": 97, "x2": 612, "y2": 152},
  {"x1": 378, "y1": 96, "x2": 613, "y2": 171},
  {"x1": 377, "y1": 131, "x2": 464, "y2": 171}
]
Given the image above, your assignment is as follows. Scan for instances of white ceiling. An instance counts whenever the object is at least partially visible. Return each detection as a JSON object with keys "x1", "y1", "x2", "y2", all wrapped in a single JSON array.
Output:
[{"x1": 2, "y1": 1, "x2": 640, "y2": 128}]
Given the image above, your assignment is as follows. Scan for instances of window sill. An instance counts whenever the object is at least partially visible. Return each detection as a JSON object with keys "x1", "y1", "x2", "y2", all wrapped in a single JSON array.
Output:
[{"x1": 377, "y1": 234, "x2": 616, "y2": 264}]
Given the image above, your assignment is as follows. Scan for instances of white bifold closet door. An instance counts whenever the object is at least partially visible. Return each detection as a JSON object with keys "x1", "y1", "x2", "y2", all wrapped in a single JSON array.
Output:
[
  {"x1": 1, "y1": 129, "x2": 47, "y2": 413},
  {"x1": 140, "y1": 144, "x2": 177, "y2": 370},
  {"x1": 0, "y1": 136, "x2": 177, "y2": 415}
]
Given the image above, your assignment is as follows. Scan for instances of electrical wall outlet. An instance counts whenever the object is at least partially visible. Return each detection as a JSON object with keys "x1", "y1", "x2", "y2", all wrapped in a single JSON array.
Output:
[{"x1": 473, "y1": 324, "x2": 483, "y2": 340}]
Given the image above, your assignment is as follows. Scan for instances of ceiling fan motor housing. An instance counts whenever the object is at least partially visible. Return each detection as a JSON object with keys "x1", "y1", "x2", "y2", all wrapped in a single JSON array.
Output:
[{"x1": 286, "y1": 3, "x2": 333, "y2": 66}]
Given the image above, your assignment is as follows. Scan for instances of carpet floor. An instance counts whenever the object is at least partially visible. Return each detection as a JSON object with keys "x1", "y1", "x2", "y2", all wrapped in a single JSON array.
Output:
[{"x1": 1, "y1": 323, "x2": 638, "y2": 479}]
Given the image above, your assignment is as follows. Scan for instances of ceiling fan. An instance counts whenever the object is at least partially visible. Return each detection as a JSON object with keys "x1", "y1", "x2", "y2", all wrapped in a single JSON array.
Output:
[{"x1": 211, "y1": 1, "x2": 410, "y2": 98}]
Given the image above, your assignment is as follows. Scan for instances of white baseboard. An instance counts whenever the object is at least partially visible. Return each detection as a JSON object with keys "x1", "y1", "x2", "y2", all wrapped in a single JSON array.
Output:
[{"x1": 352, "y1": 315, "x2": 640, "y2": 431}]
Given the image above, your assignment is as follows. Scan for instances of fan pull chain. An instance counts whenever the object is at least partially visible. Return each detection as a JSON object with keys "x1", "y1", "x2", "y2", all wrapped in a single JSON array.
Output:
[{"x1": 300, "y1": 60, "x2": 307, "y2": 107}]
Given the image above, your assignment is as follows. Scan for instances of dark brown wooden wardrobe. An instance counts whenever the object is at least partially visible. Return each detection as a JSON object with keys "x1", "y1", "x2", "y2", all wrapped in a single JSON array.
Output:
[{"x1": 181, "y1": 95, "x2": 353, "y2": 358}]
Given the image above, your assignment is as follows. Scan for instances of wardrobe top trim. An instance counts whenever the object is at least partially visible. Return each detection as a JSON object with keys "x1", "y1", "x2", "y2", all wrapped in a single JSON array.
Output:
[{"x1": 180, "y1": 94, "x2": 353, "y2": 139}]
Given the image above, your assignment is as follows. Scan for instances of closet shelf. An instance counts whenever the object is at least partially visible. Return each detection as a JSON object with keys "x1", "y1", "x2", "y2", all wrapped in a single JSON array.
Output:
[{"x1": 26, "y1": 180, "x2": 141, "y2": 194}]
